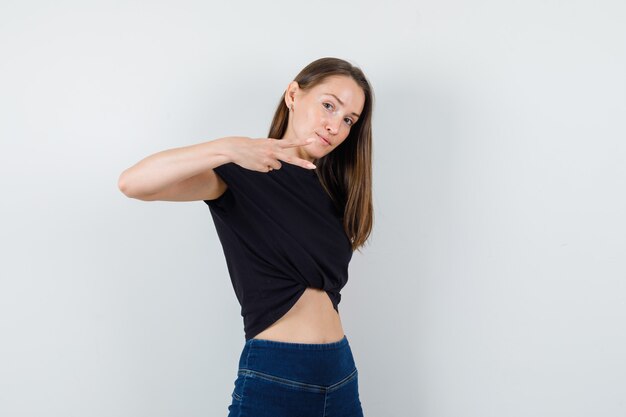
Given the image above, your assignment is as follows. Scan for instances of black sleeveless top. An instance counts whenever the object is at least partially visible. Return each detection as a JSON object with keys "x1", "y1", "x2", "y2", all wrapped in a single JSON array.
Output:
[{"x1": 204, "y1": 162, "x2": 353, "y2": 340}]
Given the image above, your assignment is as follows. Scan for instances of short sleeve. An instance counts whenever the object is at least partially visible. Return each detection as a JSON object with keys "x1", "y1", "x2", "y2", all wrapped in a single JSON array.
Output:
[{"x1": 203, "y1": 162, "x2": 258, "y2": 209}]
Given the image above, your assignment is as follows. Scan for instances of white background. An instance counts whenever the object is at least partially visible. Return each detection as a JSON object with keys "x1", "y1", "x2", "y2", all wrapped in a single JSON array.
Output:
[{"x1": 1, "y1": 1, "x2": 625, "y2": 416}]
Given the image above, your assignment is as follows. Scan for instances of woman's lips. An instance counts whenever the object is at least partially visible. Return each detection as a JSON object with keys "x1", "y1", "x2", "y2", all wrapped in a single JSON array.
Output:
[{"x1": 316, "y1": 132, "x2": 330, "y2": 145}]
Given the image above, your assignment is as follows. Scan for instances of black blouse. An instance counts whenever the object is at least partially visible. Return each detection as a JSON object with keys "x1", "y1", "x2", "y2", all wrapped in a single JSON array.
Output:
[{"x1": 204, "y1": 161, "x2": 353, "y2": 340}]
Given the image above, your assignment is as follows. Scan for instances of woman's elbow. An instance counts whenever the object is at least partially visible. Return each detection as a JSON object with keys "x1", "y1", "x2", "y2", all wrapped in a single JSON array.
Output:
[{"x1": 118, "y1": 170, "x2": 136, "y2": 198}]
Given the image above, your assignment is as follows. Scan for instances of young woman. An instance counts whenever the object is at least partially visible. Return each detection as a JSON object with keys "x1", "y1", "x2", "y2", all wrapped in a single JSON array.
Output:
[{"x1": 119, "y1": 57, "x2": 374, "y2": 416}]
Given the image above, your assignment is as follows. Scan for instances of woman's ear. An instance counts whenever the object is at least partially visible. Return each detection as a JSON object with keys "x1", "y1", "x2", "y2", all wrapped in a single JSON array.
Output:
[{"x1": 284, "y1": 81, "x2": 300, "y2": 108}]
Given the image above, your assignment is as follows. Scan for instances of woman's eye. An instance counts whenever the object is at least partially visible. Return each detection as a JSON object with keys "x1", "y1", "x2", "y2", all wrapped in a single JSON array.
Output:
[{"x1": 323, "y1": 102, "x2": 352, "y2": 126}]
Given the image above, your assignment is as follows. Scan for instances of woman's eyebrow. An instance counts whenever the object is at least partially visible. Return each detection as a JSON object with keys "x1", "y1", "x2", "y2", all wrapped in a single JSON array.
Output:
[{"x1": 324, "y1": 93, "x2": 361, "y2": 118}]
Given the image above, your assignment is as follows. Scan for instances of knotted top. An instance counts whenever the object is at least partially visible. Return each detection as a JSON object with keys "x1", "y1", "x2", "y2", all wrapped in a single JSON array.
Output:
[{"x1": 204, "y1": 161, "x2": 353, "y2": 340}]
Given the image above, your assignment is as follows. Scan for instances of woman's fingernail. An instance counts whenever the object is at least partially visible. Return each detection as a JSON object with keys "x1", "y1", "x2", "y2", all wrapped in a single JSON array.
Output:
[{"x1": 308, "y1": 163, "x2": 316, "y2": 169}]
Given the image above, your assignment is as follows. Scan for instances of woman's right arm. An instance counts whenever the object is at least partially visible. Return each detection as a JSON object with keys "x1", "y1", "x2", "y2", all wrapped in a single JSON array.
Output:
[
  {"x1": 118, "y1": 135, "x2": 316, "y2": 201},
  {"x1": 117, "y1": 136, "x2": 236, "y2": 201}
]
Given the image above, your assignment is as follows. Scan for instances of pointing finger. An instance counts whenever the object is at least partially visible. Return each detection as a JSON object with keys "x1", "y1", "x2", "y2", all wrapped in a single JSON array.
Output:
[
  {"x1": 278, "y1": 137, "x2": 316, "y2": 148},
  {"x1": 277, "y1": 153, "x2": 316, "y2": 169}
]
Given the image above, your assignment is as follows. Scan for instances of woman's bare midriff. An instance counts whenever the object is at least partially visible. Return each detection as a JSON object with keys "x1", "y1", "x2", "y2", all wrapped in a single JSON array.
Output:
[{"x1": 252, "y1": 287, "x2": 345, "y2": 344}]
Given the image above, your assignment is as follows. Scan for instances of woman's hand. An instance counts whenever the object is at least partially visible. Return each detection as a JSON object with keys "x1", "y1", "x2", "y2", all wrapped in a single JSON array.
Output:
[{"x1": 225, "y1": 136, "x2": 317, "y2": 172}]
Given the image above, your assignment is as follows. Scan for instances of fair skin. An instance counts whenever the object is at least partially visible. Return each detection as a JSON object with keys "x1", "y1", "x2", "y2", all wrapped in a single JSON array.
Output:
[
  {"x1": 118, "y1": 74, "x2": 365, "y2": 344},
  {"x1": 281, "y1": 74, "x2": 365, "y2": 163}
]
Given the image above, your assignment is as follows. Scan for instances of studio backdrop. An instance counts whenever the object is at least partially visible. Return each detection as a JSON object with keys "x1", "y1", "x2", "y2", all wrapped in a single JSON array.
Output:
[{"x1": 1, "y1": 1, "x2": 624, "y2": 416}]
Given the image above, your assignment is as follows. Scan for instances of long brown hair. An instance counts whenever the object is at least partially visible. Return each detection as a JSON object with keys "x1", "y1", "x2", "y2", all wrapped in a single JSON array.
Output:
[{"x1": 267, "y1": 57, "x2": 374, "y2": 252}]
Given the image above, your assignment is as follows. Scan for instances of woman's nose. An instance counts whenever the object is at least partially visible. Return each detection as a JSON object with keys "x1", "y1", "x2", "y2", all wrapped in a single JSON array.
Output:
[{"x1": 325, "y1": 116, "x2": 341, "y2": 134}]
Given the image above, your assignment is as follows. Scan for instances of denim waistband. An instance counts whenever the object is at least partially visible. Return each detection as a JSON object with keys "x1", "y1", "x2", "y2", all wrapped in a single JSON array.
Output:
[
  {"x1": 246, "y1": 335, "x2": 349, "y2": 350},
  {"x1": 237, "y1": 335, "x2": 356, "y2": 386}
]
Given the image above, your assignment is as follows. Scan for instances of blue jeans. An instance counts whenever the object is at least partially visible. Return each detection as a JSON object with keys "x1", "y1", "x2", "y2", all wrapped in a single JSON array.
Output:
[{"x1": 227, "y1": 335, "x2": 364, "y2": 416}]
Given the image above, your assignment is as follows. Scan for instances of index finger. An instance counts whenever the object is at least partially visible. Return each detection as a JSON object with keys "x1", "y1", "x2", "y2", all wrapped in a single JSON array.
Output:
[
  {"x1": 277, "y1": 137, "x2": 316, "y2": 148},
  {"x1": 278, "y1": 154, "x2": 317, "y2": 169}
]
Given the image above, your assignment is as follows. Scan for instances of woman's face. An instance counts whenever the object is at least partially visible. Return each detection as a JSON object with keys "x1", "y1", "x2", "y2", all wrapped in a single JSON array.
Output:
[{"x1": 283, "y1": 75, "x2": 365, "y2": 162}]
